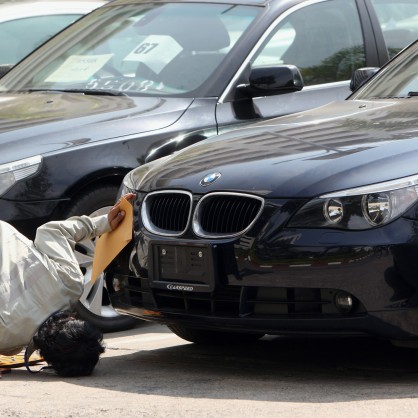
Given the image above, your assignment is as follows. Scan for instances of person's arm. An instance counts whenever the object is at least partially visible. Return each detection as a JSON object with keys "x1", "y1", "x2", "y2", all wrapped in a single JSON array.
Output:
[{"x1": 33, "y1": 194, "x2": 135, "y2": 293}]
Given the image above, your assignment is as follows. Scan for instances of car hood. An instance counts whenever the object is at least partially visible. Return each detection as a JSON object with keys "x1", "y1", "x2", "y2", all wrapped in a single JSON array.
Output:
[
  {"x1": 133, "y1": 99, "x2": 418, "y2": 198},
  {"x1": 0, "y1": 92, "x2": 193, "y2": 163}
]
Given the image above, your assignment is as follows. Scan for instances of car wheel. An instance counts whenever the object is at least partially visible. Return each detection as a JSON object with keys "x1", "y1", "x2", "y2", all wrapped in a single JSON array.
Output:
[
  {"x1": 63, "y1": 185, "x2": 139, "y2": 332},
  {"x1": 167, "y1": 324, "x2": 264, "y2": 345}
]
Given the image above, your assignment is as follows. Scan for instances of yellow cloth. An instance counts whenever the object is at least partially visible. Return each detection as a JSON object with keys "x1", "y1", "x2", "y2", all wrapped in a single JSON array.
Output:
[{"x1": 0, "y1": 350, "x2": 43, "y2": 368}]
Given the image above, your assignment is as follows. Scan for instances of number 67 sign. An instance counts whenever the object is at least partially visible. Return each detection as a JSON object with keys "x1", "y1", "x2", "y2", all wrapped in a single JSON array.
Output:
[{"x1": 124, "y1": 35, "x2": 183, "y2": 74}]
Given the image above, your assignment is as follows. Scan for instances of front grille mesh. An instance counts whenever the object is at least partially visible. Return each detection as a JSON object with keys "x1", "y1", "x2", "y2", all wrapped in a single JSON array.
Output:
[
  {"x1": 147, "y1": 193, "x2": 191, "y2": 233},
  {"x1": 199, "y1": 194, "x2": 262, "y2": 235},
  {"x1": 120, "y1": 283, "x2": 366, "y2": 317}
]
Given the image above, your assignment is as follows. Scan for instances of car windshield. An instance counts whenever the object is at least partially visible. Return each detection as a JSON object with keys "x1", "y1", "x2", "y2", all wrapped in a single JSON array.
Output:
[
  {"x1": 0, "y1": 14, "x2": 83, "y2": 65},
  {"x1": 353, "y1": 41, "x2": 418, "y2": 99},
  {"x1": 0, "y1": 2, "x2": 260, "y2": 96}
]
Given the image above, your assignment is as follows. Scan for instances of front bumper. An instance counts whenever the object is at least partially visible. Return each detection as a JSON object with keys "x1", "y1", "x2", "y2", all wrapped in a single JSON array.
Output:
[
  {"x1": 111, "y1": 300, "x2": 418, "y2": 340},
  {"x1": 110, "y1": 248, "x2": 418, "y2": 339},
  {"x1": 109, "y1": 200, "x2": 418, "y2": 340}
]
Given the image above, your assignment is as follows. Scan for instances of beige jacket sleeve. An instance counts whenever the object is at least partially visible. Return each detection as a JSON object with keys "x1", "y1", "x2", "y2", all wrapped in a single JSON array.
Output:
[
  {"x1": 33, "y1": 214, "x2": 111, "y2": 294},
  {"x1": 0, "y1": 215, "x2": 113, "y2": 354}
]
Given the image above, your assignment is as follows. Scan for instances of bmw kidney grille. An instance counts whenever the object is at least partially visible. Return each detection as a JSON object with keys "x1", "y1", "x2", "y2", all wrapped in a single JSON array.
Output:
[{"x1": 142, "y1": 191, "x2": 264, "y2": 238}]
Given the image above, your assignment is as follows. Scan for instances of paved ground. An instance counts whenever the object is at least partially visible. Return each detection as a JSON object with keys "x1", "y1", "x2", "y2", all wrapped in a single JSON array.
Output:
[{"x1": 2, "y1": 321, "x2": 418, "y2": 417}]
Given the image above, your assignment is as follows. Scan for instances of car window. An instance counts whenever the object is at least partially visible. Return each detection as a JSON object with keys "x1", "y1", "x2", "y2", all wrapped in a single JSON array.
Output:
[
  {"x1": 352, "y1": 42, "x2": 418, "y2": 99},
  {"x1": 252, "y1": 0, "x2": 366, "y2": 86},
  {"x1": 0, "y1": 3, "x2": 260, "y2": 96},
  {"x1": 370, "y1": 0, "x2": 418, "y2": 59},
  {"x1": 0, "y1": 15, "x2": 81, "y2": 65}
]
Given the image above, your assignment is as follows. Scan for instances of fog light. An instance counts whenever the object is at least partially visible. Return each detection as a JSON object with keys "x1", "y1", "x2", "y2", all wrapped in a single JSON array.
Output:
[
  {"x1": 112, "y1": 277, "x2": 123, "y2": 292},
  {"x1": 335, "y1": 291, "x2": 353, "y2": 313}
]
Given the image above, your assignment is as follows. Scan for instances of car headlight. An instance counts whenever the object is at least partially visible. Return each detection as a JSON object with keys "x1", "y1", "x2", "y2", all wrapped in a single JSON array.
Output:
[
  {"x1": 289, "y1": 174, "x2": 418, "y2": 230},
  {"x1": 0, "y1": 155, "x2": 42, "y2": 196}
]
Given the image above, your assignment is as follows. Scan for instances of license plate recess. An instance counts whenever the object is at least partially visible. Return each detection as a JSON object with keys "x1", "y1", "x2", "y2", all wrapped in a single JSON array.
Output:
[{"x1": 151, "y1": 243, "x2": 216, "y2": 292}]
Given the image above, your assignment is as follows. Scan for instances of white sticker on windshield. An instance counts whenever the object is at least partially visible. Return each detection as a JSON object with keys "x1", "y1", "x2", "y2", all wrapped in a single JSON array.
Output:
[
  {"x1": 45, "y1": 54, "x2": 114, "y2": 83},
  {"x1": 124, "y1": 35, "x2": 182, "y2": 74}
]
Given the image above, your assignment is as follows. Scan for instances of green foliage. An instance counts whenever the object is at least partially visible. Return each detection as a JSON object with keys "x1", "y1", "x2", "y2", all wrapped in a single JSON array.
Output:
[{"x1": 299, "y1": 45, "x2": 366, "y2": 86}]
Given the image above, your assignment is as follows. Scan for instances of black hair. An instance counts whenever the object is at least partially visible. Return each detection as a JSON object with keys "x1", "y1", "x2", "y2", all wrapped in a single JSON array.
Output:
[{"x1": 33, "y1": 311, "x2": 105, "y2": 377}]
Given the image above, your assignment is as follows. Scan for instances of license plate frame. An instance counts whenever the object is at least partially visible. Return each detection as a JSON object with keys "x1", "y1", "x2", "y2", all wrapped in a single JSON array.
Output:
[{"x1": 150, "y1": 242, "x2": 216, "y2": 292}]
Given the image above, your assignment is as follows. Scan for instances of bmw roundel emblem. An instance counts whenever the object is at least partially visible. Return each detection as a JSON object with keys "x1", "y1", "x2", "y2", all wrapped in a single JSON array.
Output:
[{"x1": 200, "y1": 172, "x2": 221, "y2": 187}]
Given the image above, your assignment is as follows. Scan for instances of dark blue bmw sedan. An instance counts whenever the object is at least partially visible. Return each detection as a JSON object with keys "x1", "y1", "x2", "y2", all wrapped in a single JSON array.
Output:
[{"x1": 112, "y1": 40, "x2": 418, "y2": 344}]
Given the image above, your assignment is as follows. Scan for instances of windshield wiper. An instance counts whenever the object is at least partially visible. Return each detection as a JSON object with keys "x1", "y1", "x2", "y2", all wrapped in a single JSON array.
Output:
[
  {"x1": 60, "y1": 88, "x2": 128, "y2": 97},
  {"x1": 408, "y1": 91, "x2": 418, "y2": 97},
  {"x1": 19, "y1": 88, "x2": 128, "y2": 97},
  {"x1": 368, "y1": 95, "x2": 413, "y2": 99}
]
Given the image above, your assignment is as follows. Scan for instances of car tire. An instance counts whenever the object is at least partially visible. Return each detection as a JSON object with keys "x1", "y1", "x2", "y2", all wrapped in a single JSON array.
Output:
[
  {"x1": 167, "y1": 324, "x2": 264, "y2": 345},
  {"x1": 63, "y1": 185, "x2": 139, "y2": 333}
]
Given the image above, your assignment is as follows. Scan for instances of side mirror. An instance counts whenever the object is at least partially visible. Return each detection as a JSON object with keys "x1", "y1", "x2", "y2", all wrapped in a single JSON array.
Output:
[
  {"x1": 238, "y1": 65, "x2": 304, "y2": 98},
  {"x1": 350, "y1": 67, "x2": 379, "y2": 92},
  {"x1": 0, "y1": 64, "x2": 13, "y2": 78}
]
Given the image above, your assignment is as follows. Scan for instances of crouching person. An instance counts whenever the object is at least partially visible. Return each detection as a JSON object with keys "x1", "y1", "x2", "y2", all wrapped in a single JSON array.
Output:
[{"x1": 0, "y1": 193, "x2": 135, "y2": 376}]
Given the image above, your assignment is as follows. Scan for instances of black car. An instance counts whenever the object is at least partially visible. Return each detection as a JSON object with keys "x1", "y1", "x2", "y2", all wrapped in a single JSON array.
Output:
[
  {"x1": 0, "y1": 0, "x2": 416, "y2": 331},
  {"x1": 112, "y1": 40, "x2": 418, "y2": 344}
]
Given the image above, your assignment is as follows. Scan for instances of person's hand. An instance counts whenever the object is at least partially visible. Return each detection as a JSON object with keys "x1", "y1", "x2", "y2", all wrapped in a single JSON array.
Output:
[{"x1": 108, "y1": 193, "x2": 136, "y2": 231}]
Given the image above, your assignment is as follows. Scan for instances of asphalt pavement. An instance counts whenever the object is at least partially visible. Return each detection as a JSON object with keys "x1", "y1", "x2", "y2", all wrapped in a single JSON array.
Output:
[{"x1": 2, "y1": 321, "x2": 418, "y2": 417}]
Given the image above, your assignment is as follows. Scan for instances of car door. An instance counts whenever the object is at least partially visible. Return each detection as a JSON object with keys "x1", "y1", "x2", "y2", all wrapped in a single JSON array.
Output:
[{"x1": 216, "y1": 0, "x2": 376, "y2": 132}]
